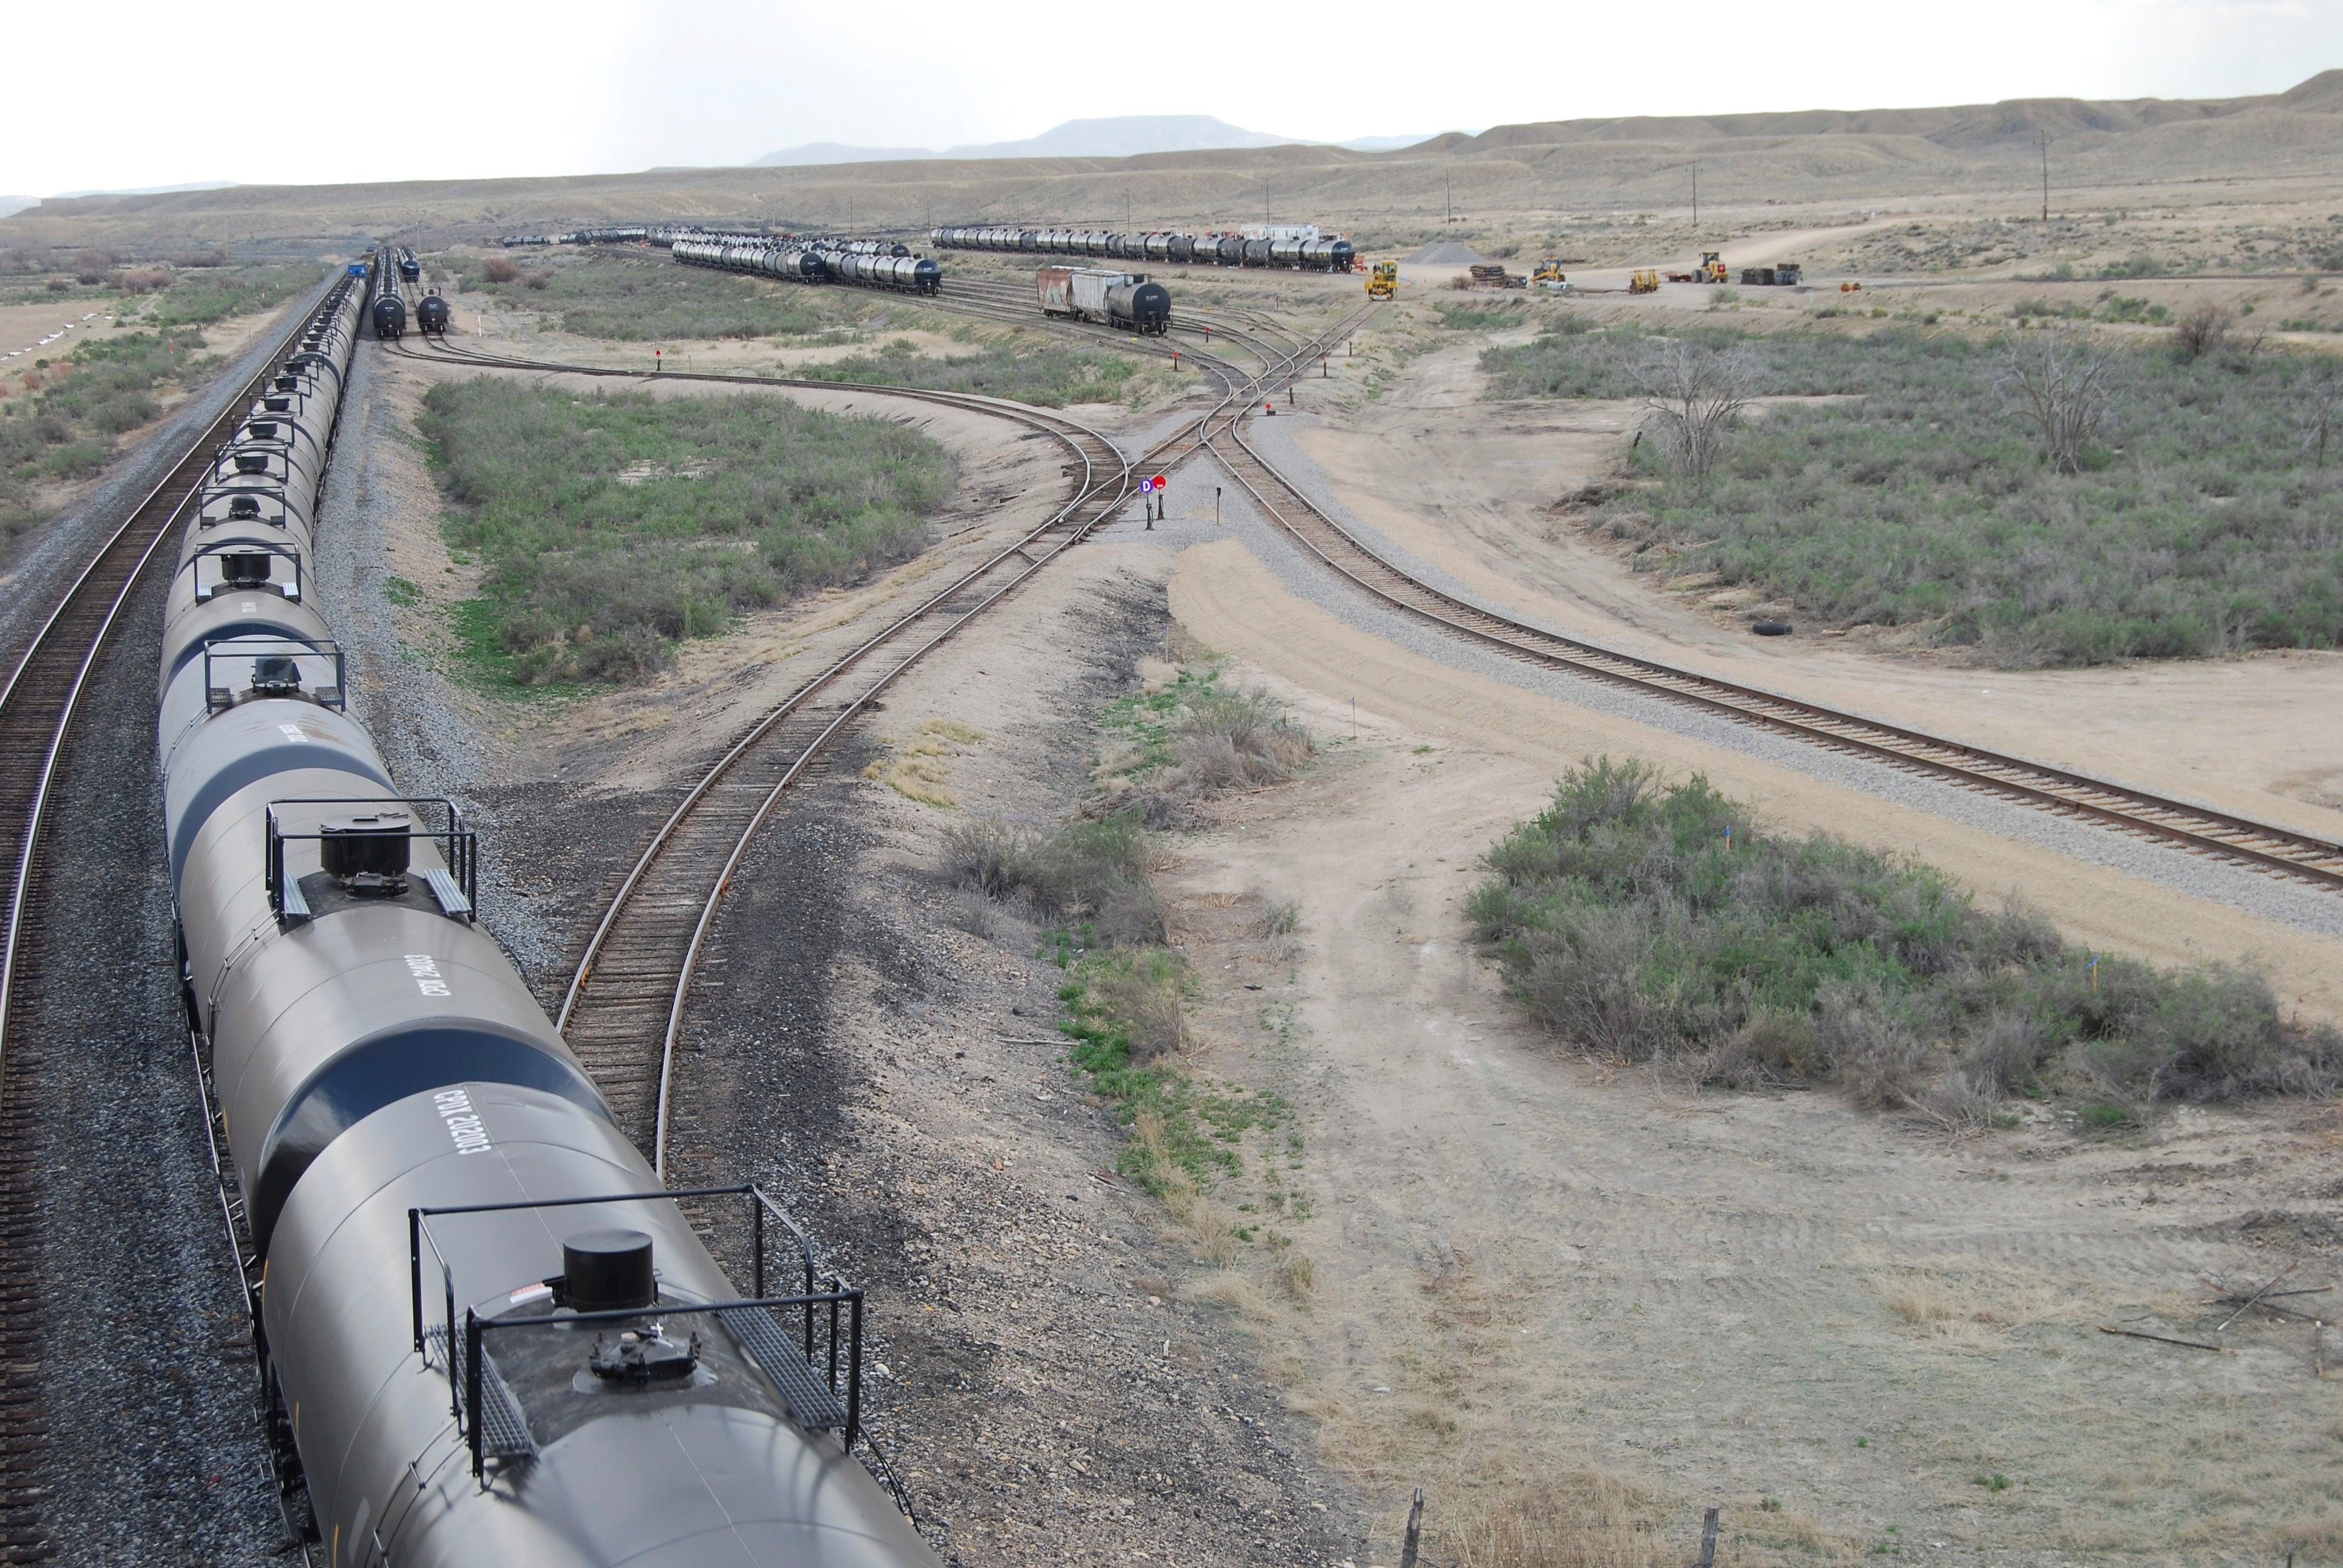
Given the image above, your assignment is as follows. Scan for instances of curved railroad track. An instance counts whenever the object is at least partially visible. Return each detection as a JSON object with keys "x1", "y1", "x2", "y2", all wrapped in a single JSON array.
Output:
[
  {"x1": 1202, "y1": 398, "x2": 2343, "y2": 891},
  {"x1": 392, "y1": 306, "x2": 1362, "y2": 1165},
  {"x1": 0, "y1": 279, "x2": 330, "y2": 1566}
]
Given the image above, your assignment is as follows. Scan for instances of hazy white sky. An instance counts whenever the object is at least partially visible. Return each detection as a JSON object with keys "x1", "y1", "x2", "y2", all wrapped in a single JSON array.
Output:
[{"x1": 6, "y1": 0, "x2": 2338, "y2": 194}]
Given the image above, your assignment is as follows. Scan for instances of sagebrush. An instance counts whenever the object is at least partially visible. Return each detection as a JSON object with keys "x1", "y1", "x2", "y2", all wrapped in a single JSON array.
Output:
[
  {"x1": 419, "y1": 377, "x2": 951, "y2": 684},
  {"x1": 1484, "y1": 322, "x2": 2343, "y2": 666},
  {"x1": 1469, "y1": 757, "x2": 2342, "y2": 1120}
]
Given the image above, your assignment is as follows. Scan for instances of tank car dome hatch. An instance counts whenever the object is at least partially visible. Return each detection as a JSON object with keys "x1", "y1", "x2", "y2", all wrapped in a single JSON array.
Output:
[
  {"x1": 564, "y1": 1228, "x2": 658, "y2": 1312},
  {"x1": 318, "y1": 811, "x2": 413, "y2": 890},
  {"x1": 220, "y1": 551, "x2": 274, "y2": 590},
  {"x1": 226, "y1": 495, "x2": 262, "y2": 521},
  {"x1": 249, "y1": 655, "x2": 304, "y2": 697}
]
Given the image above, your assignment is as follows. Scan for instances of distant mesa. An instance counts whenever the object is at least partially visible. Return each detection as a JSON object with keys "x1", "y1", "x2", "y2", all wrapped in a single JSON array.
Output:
[{"x1": 750, "y1": 116, "x2": 1453, "y2": 168}]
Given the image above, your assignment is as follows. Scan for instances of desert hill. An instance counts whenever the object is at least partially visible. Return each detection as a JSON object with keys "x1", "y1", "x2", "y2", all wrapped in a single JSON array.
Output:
[{"x1": 6, "y1": 73, "x2": 2339, "y2": 255}]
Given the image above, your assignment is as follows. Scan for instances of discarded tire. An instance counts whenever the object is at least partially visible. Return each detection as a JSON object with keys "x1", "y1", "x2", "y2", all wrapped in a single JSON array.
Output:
[{"x1": 1751, "y1": 620, "x2": 1794, "y2": 636}]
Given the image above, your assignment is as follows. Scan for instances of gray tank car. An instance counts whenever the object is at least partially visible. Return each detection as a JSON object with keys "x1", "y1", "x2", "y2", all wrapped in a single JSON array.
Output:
[{"x1": 159, "y1": 273, "x2": 937, "y2": 1568}]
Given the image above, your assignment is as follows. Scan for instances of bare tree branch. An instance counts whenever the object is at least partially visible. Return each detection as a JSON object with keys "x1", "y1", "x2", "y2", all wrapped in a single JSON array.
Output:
[
  {"x1": 1999, "y1": 328, "x2": 2120, "y2": 477},
  {"x1": 1634, "y1": 339, "x2": 1758, "y2": 481}
]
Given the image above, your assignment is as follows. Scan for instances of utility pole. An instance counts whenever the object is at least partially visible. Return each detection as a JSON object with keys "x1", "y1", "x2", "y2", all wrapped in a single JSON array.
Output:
[
  {"x1": 2039, "y1": 133, "x2": 2051, "y2": 222},
  {"x1": 1445, "y1": 170, "x2": 1452, "y2": 226},
  {"x1": 1691, "y1": 162, "x2": 1699, "y2": 230}
]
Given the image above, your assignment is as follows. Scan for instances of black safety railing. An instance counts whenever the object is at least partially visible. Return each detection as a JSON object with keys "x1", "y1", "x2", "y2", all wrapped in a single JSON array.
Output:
[
  {"x1": 202, "y1": 638, "x2": 344, "y2": 713},
  {"x1": 179, "y1": 537, "x2": 305, "y2": 604},
  {"x1": 263, "y1": 796, "x2": 476, "y2": 924},
  {"x1": 408, "y1": 1185, "x2": 863, "y2": 1481}
]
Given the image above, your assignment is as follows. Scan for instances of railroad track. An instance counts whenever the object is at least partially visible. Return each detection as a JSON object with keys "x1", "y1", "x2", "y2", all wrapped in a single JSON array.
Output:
[
  {"x1": 1202, "y1": 402, "x2": 2343, "y2": 891},
  {"x1": 392, "y1": 305, "x2": 1364, "y2": 1164},
  {"x1": 0, "y1": 279, "x2": 331, "y2": 1566}
]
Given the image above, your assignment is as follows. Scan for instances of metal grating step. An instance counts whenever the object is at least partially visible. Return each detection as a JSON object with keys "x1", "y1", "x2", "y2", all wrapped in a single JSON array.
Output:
[
  {"x1": 425, "y1": 1327, "x2": 535, "y2": 1461},
  {"x1": 719, "y1": 1307, "x2": 847, "y2": 1430}
]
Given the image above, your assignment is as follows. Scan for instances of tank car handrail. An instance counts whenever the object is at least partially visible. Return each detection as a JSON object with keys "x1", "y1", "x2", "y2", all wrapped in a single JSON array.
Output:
[
  {"x1": 176, "y1": 536, "x2": 305, "y2": 603},
  {"x1": 461, "y1": 1286, "x2": 864, "y2": 1481},
  {"x1": 263, "y1": 795, "x2": 474, "y2": 926},
  {"x1": 200, "y1": 638, "x2": 344, "y2": 714},
  {"x1": 412, "y1": 1181, "x2": 862, "y2": 1478}
]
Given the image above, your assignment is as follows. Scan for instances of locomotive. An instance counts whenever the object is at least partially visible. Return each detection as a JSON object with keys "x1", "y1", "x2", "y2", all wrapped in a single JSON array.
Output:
[
  {"x1": 931, "y1": 224, "x2": 1355, "y2": 273},
  {"x1": 1038, "y1": 266, "x2": 1170, "y2": 335},
  {"x1": 160, "y1": 273, "x2": 934, "y2": 1566},
  {"x1": 396, "y1": 247, "x2": 421, "y2": 284},
  {"x1": 670, "y1": 235, "x2": 941, "y2": 295}
]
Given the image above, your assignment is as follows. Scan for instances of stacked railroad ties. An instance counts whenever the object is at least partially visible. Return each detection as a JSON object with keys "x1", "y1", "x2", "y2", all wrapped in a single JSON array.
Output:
[{"x1": 160, "y1": 260, "x2": 932, "y2": 1563}]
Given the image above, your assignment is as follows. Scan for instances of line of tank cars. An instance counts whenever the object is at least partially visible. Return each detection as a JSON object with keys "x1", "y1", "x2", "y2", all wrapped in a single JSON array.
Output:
[
  {"x1": 163, "y1": 267, "x2": 932, "y2": 1564},
  {"x1": 931, "y1": 224, "x2": 1355, "y2": 272},
  {"x1": 668, "y1": 232, "x2": 943, "y2": 295},
  {"x1": 366, "y1": 246, "x2": 451, "y2": 340}
]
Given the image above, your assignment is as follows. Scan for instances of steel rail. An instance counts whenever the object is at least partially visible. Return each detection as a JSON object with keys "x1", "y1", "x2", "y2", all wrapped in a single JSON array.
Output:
[{"x1": 1200, "y1": 391, "x2": 2343, "y2": 891}]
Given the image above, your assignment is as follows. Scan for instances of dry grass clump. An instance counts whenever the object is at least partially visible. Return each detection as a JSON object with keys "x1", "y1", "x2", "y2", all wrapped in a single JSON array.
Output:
[
  {"x1": 865, "y1": 719, "x2": 983, "y2": 806},
  {"x1": 1869, "y1": 1258, "x2": 2088, "y2": 1351},
  {"x1": 1434, "y1": 1475, "x2": 1667, "y2": 1568},
  {"x1": 482, "y1": 255, "x2": 520, "y2": 284},
  {"x1": 1469, "y1": 756, "x2": 2343, "y2": 1120},
  {"x1": 942, "y1": 812, "x2": 1165, "y2": 947}
]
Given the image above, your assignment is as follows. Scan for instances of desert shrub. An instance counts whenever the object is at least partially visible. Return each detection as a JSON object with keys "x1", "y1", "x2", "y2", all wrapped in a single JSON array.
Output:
[
  {"x1": 168, "y1": 250, "x2": 228, "y2": 269},
  {"x1": 1489, "y1": 322, "x2": 2343, "y2": 667},
  {"x1": 144, "y1": 263, "x2": 315, "y2": 328},
  {"x1": 0, "y1": 327, "x2": 210, "y2": 543},
  {"x1": 419, "y1": 377, "x2": 951, "y2": 685},
  {"x1": 116, "y1": 267, "x2": 170, "y2": 293},
  {"x1": 71, "y1": 249, "x2": 114, "y2": 284},
  {"x1": 482, "y1": 255, "x2": 519, "y2": 284},
  {"x1": 2172, "y1": 304, "x2": 2233, "y2": 361},
  {"x1": 943, "y1": 812, "x2": 1163, "y2": 946},
  {"x1": 1470, "y1": 757, "x2": 2343, "y2": 1117}
]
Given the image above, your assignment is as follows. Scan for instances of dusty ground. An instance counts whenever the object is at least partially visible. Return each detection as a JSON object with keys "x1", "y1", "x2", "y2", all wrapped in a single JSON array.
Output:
[{"x1": 1139, "y1": 672, "x2": 2343, "y2": 1564}]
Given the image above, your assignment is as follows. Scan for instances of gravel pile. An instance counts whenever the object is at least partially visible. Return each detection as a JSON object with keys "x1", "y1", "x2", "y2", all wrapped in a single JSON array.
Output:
[{"x1": 1121, "y1": 414, "x2": 2343, "y2": 939}]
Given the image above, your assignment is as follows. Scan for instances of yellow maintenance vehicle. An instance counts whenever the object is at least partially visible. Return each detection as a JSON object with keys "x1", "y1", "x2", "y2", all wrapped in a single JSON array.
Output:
[
  {"x1": 1698, "y1": 250, "x2": 1728, "y2": 284},
  {"x1": 1366, "y1": 260, "x2": 1398, "y2": 301},
  {"x1": 1530, "y1": 258, "x2": 1567, "y2": 289},
  {"x1": 1628, "y1": 269, "x2": 1661, "y2": 294}
]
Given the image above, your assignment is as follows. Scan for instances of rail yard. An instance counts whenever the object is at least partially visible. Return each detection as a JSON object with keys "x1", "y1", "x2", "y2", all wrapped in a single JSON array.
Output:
[{"x1": 5, "y1": 74, "x2": 2343, "y2": 1568}]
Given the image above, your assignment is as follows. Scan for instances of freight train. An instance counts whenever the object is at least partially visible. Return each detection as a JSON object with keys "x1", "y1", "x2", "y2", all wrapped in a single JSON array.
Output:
[
  {"x1": 932, "y1": 224, "x2": 1355, "y2": 273},
  {"x1": 1039, "y1": 266, "x2": 1170, "y2": 335},
  {"x1": 670, "y1": 235, "x2": 941, "y2": 295},
  {"x1": 162, "y1": 271, "x2": 932, "y2": 1566},
  {"x1": 369, "y1": 247, "x2": 406, "y2": 340}
]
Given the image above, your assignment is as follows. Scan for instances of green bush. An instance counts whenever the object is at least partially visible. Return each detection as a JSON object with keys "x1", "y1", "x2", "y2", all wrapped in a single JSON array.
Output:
[
  {"x1": 1484, "y1": 322, "x2": 2343, "y2": 667},
  {"x1": 418, "y1": 377, "x2": 952, "y2": 685},
  {"x1": 1469, "y1": 757, "x2": 2342, "y2": 1119}
]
